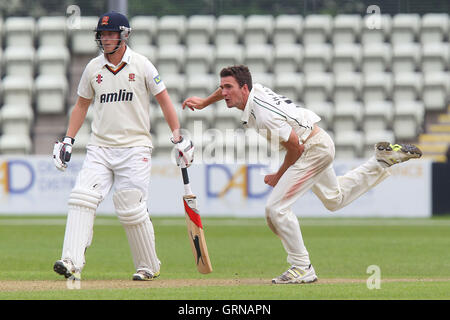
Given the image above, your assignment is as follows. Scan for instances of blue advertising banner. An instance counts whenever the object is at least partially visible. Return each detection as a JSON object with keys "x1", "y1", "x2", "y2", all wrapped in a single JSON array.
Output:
[{"x1": 0, "y1": 156, "x2": 431, "y2": 217}]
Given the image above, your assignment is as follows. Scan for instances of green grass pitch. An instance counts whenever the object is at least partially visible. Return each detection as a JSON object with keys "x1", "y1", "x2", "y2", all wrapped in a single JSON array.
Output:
[{"x1": 0, "y1": 215, "x2": 449, "y2": 300}]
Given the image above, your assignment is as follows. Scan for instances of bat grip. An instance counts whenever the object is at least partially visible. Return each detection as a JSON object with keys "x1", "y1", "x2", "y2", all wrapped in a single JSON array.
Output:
[
  {"x1": 181, "y1": 167, "x2": 189, "y2": 184},
  {"x1": 181, "y1": 167, "x2": 193, "y2": 195}
]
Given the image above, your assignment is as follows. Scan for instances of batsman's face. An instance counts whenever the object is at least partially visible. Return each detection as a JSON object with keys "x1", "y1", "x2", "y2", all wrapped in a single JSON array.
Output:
[
  {"x1": 220, "y1": 76, "x2": 248, "y2": 110},
  {"x1": 99, "y1": 31, "x2": 121, "y2": 53}
]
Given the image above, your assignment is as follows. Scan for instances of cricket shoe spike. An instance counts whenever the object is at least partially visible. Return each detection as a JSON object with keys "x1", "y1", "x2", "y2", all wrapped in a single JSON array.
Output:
[
  {"x1": 53, "y1": 259, "x2": 81, "y2": 280},
  {"x1": 375, "y1": 142, "x2": 422, "y2": 168},
  {"x1": 132, "y1": 268, "x2": 160, "y2": 281},
  {"x1": 272, "y1": 265, "x2": 318, "y2": 284}
]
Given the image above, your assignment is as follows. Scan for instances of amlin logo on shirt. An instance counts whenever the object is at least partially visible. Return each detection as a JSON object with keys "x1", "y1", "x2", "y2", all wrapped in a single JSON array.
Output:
[
  {"x1": 153, "y1": 75, "x2": 161, "y2": 85},
  {"x1": 100, "y1": 89, "x2": 133, "y2": 103}
]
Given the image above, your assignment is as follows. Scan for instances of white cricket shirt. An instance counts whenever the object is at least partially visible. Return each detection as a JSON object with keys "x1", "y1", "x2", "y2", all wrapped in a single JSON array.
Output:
[
  {"x1": 241, "y1": 83, "x2": 321, "y2": 147},
  {"x1": 77, "y1": 46, "x2": 166, "y2": 148}
]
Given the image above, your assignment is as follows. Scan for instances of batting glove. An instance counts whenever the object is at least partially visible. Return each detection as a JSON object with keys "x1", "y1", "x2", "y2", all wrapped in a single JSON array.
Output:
[
  {"x1": 171, "y1": 136, "x2": 194, "y2": 168},
  {"x1": 53, "y1": 136, "x2": 74, "y2": 171}
]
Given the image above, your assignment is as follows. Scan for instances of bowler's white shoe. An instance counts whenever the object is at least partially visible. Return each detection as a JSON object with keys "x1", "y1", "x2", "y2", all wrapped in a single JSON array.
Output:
[
  {"x1": 53, "y1": 259, "x2": 81, "y2": 280},
  {"x1": 272, "y1": 265, "x2": 318, "y2": 284},
  {"x1": 132, "y1": 268, "x2": 160, "y2": 281},
  {"x1": 375, "y1": 142, "x2": 422, "y2": 168}
]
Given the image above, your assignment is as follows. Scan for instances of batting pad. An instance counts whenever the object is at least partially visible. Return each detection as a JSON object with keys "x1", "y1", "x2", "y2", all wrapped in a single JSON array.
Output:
[
  {"x1": 62, "y1": 187, "x2": 102, "y2": 270},
  {"x1": 113, "y1": 189, "x2": 160, "y2": 273}
]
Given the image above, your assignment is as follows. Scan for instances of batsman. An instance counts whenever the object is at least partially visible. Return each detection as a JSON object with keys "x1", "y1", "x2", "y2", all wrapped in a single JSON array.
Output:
[
  {"x1": 52, "y1": 12, "x2": 193, "y2": 281},
  {"x1": 182, "y1": 65, "x2": 422, "y2": 284}
]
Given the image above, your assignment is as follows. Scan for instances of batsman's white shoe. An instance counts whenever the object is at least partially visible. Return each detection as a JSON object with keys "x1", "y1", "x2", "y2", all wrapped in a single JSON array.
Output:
[
  {"x1": 132, "y1": 268, "x2": 160, "y2": 281},
  {"x1": 53, "y1": 259, "x2": 81, "y2": 280},
  {"x1": 272, "y1": 265, "x2": 318, "y2": 284},
  {"x1": 375, "y1": 142, "x2": 422, "y2": 168}
]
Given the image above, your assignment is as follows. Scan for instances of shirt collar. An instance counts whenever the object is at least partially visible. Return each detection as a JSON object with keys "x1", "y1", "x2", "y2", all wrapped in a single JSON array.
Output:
[
  {"x1": 100, "y1": 45, "x2": 132, "y2": 67},
  {"x1": 241, "y1": 85, "x2": 255, "y2": 124}
]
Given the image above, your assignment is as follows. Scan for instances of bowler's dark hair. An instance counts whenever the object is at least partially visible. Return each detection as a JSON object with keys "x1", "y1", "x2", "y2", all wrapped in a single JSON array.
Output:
[{"x1": 220, "y1": 65, "x2": 252, "y2": 91}]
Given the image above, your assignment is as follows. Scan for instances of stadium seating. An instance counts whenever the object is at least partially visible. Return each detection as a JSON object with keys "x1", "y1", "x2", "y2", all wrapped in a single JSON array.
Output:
[
  {"x1": 35, "y1": 75, "x2": 69, "y2": 114},
  {"x1": 421, "y1": 42, "x2": 450, "y2": 74},
  {"x1": 391, "y1": 14, "x2": 421, "y2": 44},
  {"x1": 5, "y1": 17, "x2": 35, "y2": 47},
  {"x1": 161, "y1": 73, "x2": 186, "y2": 104},
  {"x1": 393, "y1": 101, "x2": 425, "y2": 140},
  {"x1": 0, "y1": 104, "x2": 34, "y2": 135},
  {"x1": 3, "y1": 46, "x2": 35, "y2": 77},
  {"x1": 133, "y1": 44, "x2": 157, "y2": 62},
  {"x1": 361, "y1": 43, "x2": 392, "y2": 74},
  {"x1": 362, "y1": 72, "x2": 393, "y2": 104},
  {"x1": 420, "y1": 13, "x2": 449, "y2": 44},
  {"x1": 360, "y1": 14, "x2": 392, "y2": 45},
  {"x1": 244, "y1": 44, "x2": 274, "y2": 73},
  {"x1": 214, "y1": 102, "x2": 242, "y2": 132},
  {"x1": 0, "y1": 134, "x2": 32, "y2": 154},
  {"x1": 153, "y1": 120, "x2": 175, "y2": 157},
  {"x1": 273, "y1": 73, "x2": 304, "y2": 102},
  {"x1": 244, "y1": 15, "x2": 274, "y2": 45},
  {"x1": 156, "y1": 44, "x2": 186, "y2": 74},
  {"x1": 0, "y1": 13, "x2": 447, "y2": 156},
  {"x1": 185, "y1": 15, "x2": 215, "y2": 47},
  {"x1": 157, "y1": 15, "x2": 186, "y2": 46},
  {"x1": 362, "y1": 101, "x2": 394, "y2": 132},
  {"x1": 37, "y1": 46, "x2": 70, "y2": 76},
  {"x1": 215, "y1": 15, "x2": 245, "y2": 46},
  {"x1": 37, "y1": 16, "x2": 68, "y2": 47},
  {"x1": 422, "y1": 72, "x2": 450, "y2": 111},
  {"x1": 332, "y1": 43, "x2": 362, "y2": 74},
  {"x1": 214, "y1": 44, "x2": 244, "y2": 74},
  {"x1": 251, "y1": 72, "x2": 274, "y2": 88},
  {"x1": 392, "y1": 72, "x2": 423, "y2": 103},
  {"x1": 66, "y1": 105, "x2": 93, "y2": 153},
  {"x1": 185, "y1": 74, "x2": 217, "y2": 100},
  {"x1": 333, "y1": 72, "x2": 362, "y2": 103},
  {"x1": 129, "y1": 16, "x2": 158, "y2": 47},
  {"x1": 303, "y1": 72, "x2": 333, "y2": 104},
  {"x1": 303, "y1": 15, "x2": 332, "y2": 45},
  {"x1": 332, "y1": 14, "x2": 362, "y2": 44},
  {"x1": 70, "y1": 16, "x2": 99, "y2": 54},
  {"x1": 333, "y1": 101, "x2": 363, "y2": 133},
  {"x1": 391, "y1": 42, "x2": 421, "y2": 73},
  {"x1": 302, "y1": 43, "x2": 332, "y2": 74},
  {"x1": 273, "y1": 43, "x2": 303, "y2": 74},
  {"x1": 2, "y1": 76, "x2": 34, "y2": 105},
  {"x1": 185, "y1": 44, "x2": 215, "y2": 75},
  {"x1": 334, "y1": 130, "x2": 364, "y2": 158},
  {"x1": 273, "y1": 15, "x2": 302, "y2": 45}
]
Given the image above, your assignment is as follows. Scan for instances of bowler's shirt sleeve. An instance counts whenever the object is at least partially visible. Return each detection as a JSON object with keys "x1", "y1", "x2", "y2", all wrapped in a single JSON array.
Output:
[
  {"x1": 77, "y1": 64, "x2": 94, "y2": 100},
  {"x1": 144, "y1": 59, "x2": 166, "y2": 96},
  {"x1": 256, "y1": 104, "x2": 293, "y2": 143}
]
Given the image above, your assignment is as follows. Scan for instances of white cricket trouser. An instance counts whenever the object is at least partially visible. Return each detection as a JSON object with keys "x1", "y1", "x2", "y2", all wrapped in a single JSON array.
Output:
[
  {"x1": 61, "y1": 146, "x2": 156, "y2": 270},
  {"x1": 80, "y1": 146, "x2": 152, "y2": 200},
  {"x1": 265, "y1": 128, "x2": 390, "y2": 267}
]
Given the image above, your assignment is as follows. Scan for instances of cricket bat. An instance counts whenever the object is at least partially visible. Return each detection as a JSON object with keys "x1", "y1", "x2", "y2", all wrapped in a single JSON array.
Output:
[{"x1": 181, "y1": 167, "x2": 213, "y2": 274}]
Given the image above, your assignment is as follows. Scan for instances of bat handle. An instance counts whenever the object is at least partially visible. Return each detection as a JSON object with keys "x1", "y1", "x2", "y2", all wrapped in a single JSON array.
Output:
[
  {"x1": 181, "y1": 167, "x2": 189, "y2": 184},
  {"x1": 181, "y1": 167, "x2": 193, "y2": 195}
]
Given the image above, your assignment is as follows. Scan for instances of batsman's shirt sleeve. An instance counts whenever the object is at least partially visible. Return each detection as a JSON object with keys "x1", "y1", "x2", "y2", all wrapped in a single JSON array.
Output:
[
  {"x1": 144, "y1": 59, "x2": 166, "y2": 96},
  {"x1": 77, "y1": 62, "x2": 95, "y2": 100}
]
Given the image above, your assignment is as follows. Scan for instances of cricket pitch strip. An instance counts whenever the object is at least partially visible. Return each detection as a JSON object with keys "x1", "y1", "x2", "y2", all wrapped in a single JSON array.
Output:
[{"x1": 1, "y1": 278, "x2": 449, "y2": 292}]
